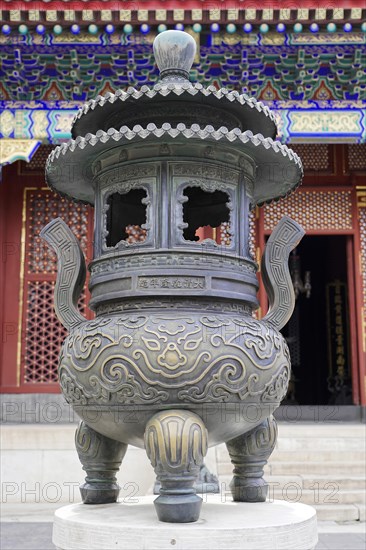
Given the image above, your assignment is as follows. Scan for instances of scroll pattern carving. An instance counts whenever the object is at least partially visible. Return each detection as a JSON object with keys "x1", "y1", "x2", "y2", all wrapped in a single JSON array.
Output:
[
  {"x1": 145, "y1": 410, "x2": 207, "y2": 521},
  {"x1": 40, "y1": 218, "x2": 86, "y2": 331},
  {"x1": 98, "y1": 164, "x2": 156, "y2": 185},
  {"x1": 172, "y1": 163, "x2": 239, "y2": 185},
  {"x1": 59, "y1": 313, "x2": 290, "y2": 405},
  {"x1": 60, "y1": 366, "x2": 91, "y2": 405},
  {"x1": 261, "y1": 216, "x2": 305, "y2": 331},
  {"x1": 227, "y1": 415, "x2": 277, "y2": 461},
  {"x1": 75, "y1": 421, "x2": 102, "y2": 459},
  {"x1": 145, "y1": 410, "x2": 208, "y2": 475},
  {"x1": 75, "y1": 420, "x2": 128, "y2": 504},
  {"x1": 90, "y1": 252, "x2": 256, "y2": 276},
  {"x1": 95, "y1": 298, "x2": 251, "y2": 316}
]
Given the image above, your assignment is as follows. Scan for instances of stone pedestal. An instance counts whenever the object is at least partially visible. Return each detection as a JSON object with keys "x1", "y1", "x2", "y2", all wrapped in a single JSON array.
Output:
[{"x1": 53, "y1": 496, "x2": 318, "y2": 550}]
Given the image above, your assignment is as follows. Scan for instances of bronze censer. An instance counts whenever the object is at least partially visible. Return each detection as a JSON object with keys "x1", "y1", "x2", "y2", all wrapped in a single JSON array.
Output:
[{"x1": 42, "y1": 31, "x2": 304, "y2": 523}]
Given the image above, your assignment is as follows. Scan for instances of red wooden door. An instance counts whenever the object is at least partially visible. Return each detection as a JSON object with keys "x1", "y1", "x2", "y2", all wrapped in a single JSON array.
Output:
[{"x1": 0, "y1": 160, "x2": 93, "y2": 393}]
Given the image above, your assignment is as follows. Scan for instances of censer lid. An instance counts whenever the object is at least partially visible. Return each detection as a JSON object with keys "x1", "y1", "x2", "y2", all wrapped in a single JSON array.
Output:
[
  {"x1": 70, "y1": 30, "x2": 277, "y2": 140},
  {"x1": 46, "y1": 30, "x2": 303, "y2": 206},
  {"x1": 46, "y1": 123, "x2": 302, "y2": 207}
]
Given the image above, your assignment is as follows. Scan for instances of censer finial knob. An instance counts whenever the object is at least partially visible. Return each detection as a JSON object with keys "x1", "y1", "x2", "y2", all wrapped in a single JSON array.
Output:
[{"x1": 153, "y1": 30, "x2": 196, "y2": 82}]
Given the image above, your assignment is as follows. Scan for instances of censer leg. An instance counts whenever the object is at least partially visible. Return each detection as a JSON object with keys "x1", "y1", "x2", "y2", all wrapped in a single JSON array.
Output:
[
  {"x1": 226, "y1": 415, "x2": 277, "y2": 502},
  {"x1": 75, "y1": 421, "x2": 128, "y2": 504},
  {"x1": 144, "y1": 409, "x2": 208, "y2": 523}
]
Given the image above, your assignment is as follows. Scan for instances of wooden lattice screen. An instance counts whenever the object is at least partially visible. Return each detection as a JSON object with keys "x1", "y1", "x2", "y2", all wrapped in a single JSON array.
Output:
[
  {"x1": 263, "y1": 189, "x2": 353, "y2": 233},
  {"x1": 19, "y1": 188, "x2": 93, "y2": 387}
]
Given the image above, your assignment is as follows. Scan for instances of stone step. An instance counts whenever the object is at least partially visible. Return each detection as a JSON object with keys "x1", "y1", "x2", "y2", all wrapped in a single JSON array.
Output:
[
  {"x1": 201, "y1": 493, "x2": 365, "y2": 522},
  {"x1": 312, "y1": 504, "x2": 363, "y2": 522},
  {"x1": 217, "y1": 460, "x2": 366, "y2": 476},
  {"x1": 217, "y1": 449, "x2": 366, "y2": 463},
  {"x1": 271, "y1": 489, "x2": 366, "y2": 506},
  {"x1": 270, "y1": 450, "x2": 366, "y2": 462},
  {"x1": 218, "y1": 479, "x2": 366, "y2": 505},
  {"x1": 275, "y1": 424, "x2": 366, "y2": 438},
  {"x1": 301, "y1": 476, "x2": 366, "y2": 491},
  {"x1": 275, "y1": 437, "x2": 365, "y2": 451},
  {"x1": 268, "y1": 461, "x2": 366, "y2": 476},
  {"x1": 216, "y1": 474, "x2": 366, "y2": 492},
  {"x1": 215, "y1": 437, "x2": 366, "y2": 462}
]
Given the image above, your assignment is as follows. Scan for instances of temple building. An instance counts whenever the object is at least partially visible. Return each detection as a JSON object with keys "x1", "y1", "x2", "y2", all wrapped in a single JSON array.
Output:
[{"x1": 1, "y1": 1, "x2": 365, "y2": 413}]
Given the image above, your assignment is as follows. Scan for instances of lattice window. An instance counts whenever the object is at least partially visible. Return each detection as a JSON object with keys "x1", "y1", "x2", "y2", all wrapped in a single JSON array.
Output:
[
  {"x1": 24, "y1": 281, "x2": 87, "y2": 384},
  {"x1": 219, "y1": 222, "x2": 231, "y2": 246},
  {"x1": 19, "y1": 145, "x2": 54, "y2": 174},
  {"x1": 248, "y1": 209, "x2": 256, "y2": 261},
  {"x1": 27, "y1": 190, "x2": 89, "y2": 273},
  {"x1": 263, "y1": 190, "x2": 353, "y2": 232},
  {"x1": 348, "y1": 145, "x2": 366, "y2": 171},
  {"x1": 290, "y1": 144, "x2": 330, "y2": 172},
  {"x1": 20, "y1": 188, "x2": 92, "y2": 386}
]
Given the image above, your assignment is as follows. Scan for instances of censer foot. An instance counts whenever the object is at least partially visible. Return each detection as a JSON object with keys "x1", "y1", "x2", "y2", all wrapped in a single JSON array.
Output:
[
  {"x1": 153, "y1": 463, "x2": 220, "y2": 495},
  {"x1": 144, "y1": 409, "x2": 208, "y2": 523},
  {"x1": 226, "y1": 415, "x2": 277, "y2": 503},
  {"x1": 75, "y1": 421, "x2": 128, "y2": 504},
  {"x1": 154, "y1": 494, "x2": 203, "y2": 524},
  {"x1": 79, "y1": 482, "x2": 120, "y2": 505}
]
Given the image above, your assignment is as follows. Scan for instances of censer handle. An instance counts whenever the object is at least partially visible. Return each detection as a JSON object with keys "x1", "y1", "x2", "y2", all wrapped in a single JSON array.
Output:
[
  {"x1": 40, "y1": 218, "x2": 87, "y2": 331},
  {"x1": 261, "y1": 216, "x2": 305, "y2": 331}
]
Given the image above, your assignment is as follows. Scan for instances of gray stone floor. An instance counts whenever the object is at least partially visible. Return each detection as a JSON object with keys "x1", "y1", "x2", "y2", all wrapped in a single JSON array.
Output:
[
  {"x1": 1, "y1": 523, "x2": 366, "y2": 550},
  {"x1": 316, "y1": 533, "x2": 366, "y2": 550},
  {"x1": 1, "y1": 523, "x2": 53, "y2": 550}
]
